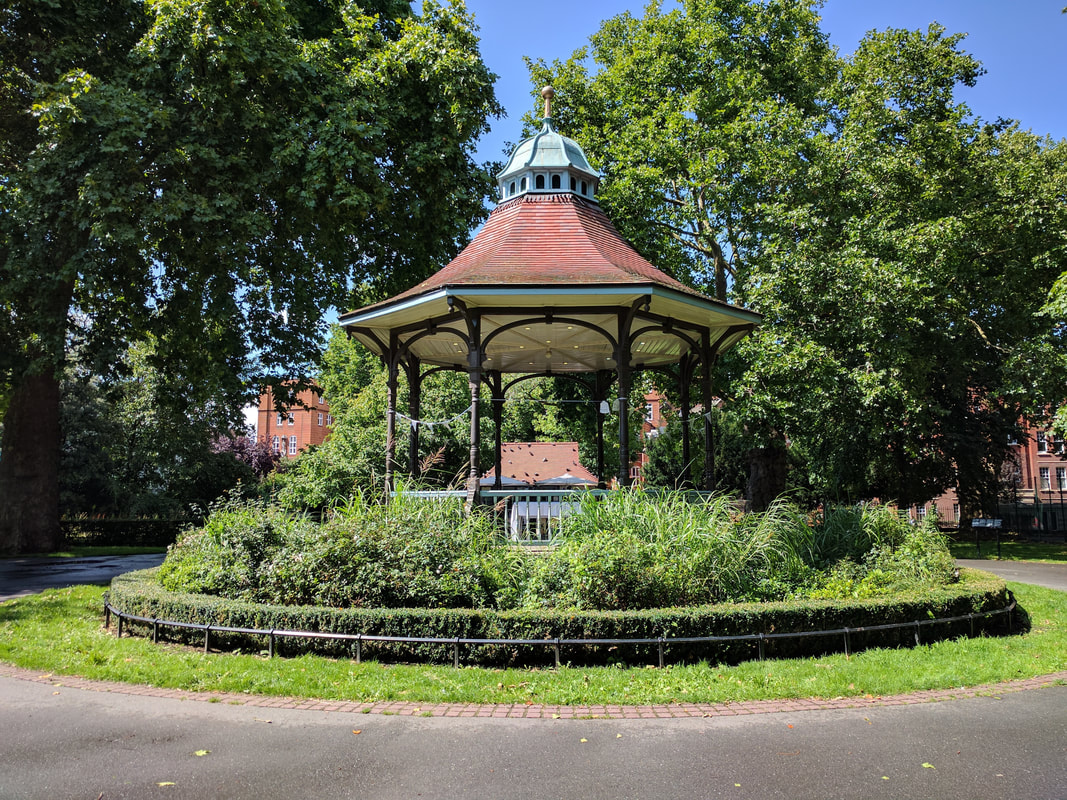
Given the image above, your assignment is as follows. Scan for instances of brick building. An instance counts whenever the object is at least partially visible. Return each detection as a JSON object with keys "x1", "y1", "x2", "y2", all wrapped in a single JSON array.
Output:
[
  {"x1": 911, "y1": 420, "x2": 1067, "y2": 530},
  {"x1": 257, "y1": 384, "x2": 332, "y2": 459}
]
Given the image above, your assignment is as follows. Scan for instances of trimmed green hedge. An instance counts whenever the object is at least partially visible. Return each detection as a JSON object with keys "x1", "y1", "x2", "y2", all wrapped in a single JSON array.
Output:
[
  {"x1": 107, "y1": 568, "x2": 1011, "y2": 667},
  {"x1": 63, "y1": 518, "x2": 195, "y2": 547}
]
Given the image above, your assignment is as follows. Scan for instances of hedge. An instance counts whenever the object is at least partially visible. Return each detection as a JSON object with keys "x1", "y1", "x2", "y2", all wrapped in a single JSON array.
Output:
[
  {"x1": 62, "y1": 518, "x2": 196, "y2": 548},
  {"x1": 106, "y1": 568, "x2": 1012, "y2": 667}
]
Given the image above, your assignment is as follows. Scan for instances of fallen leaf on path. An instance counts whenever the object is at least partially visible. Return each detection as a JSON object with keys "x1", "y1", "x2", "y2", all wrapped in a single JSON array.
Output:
[
  {"x1": 580, "y1": 738, "x2": 587, "y2": 743},
  {"x1": 922, "y1": 763, "x2": 936, "y2": 769},
  {"x1": 194, "y1": 750, "x2": 209, "y2": 757},
  {"x1": 157, "y1": 782, "x2": 175, "y2": 787}
]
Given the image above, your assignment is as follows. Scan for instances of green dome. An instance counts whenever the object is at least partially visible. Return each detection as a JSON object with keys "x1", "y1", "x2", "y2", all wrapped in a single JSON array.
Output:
[{"x1": 496, "y1": 90, "x2": 600, "y2": 203}]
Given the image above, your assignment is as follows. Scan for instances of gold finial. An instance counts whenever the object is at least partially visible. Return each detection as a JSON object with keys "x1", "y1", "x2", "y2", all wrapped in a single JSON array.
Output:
[{"x1": 541, "y1": 85, "x2": 555, "y2": 118}]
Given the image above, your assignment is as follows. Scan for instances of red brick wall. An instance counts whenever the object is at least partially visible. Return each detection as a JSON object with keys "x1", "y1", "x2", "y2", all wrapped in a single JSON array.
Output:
[{"x1": 257, "y1": 384, "x2": 332, "y2": 459}]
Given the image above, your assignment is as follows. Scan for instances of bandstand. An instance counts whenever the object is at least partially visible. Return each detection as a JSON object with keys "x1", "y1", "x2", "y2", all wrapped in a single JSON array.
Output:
[{"x1": 340, "y1": 88, "x2": 760, "y2": 505}]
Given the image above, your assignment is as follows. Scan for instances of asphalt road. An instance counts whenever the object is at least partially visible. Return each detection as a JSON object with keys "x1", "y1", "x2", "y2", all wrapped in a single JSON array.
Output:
[
  {"x1": 0, "y1": 553, "x2": 166, "y2": 601},
  {"x1": 957, "y1": 559, "x2": 1067, "y2": 592},
  {"x1": 1, "y1": 675, "x2": 1064, "y2": 800}
]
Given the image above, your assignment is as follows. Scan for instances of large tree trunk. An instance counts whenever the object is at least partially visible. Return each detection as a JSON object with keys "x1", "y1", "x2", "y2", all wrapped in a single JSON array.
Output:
[
  {"x1": 0, "y1": 369, "x2": 63, "y2": 554},
  {"x1": 746, "y1": 446, "x2": 787, "y2": 513}
]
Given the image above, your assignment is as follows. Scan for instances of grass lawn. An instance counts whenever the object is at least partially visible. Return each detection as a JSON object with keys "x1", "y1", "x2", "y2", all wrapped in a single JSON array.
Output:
[
  {"x1": 950, "y1": 539, "x2": 1067, "y2": 563},
  {"x1": 1, "y1": 581, "x2": 1064, "y2": 706}
]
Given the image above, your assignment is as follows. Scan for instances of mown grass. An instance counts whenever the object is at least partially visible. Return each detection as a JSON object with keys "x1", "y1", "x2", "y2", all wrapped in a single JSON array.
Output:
[
  {"x1": 949, "y1": 540, "x2": 1067, "y2": 564},
  {"x1": 1, "y1": 582, "x2": 1063, "y2": 705}
]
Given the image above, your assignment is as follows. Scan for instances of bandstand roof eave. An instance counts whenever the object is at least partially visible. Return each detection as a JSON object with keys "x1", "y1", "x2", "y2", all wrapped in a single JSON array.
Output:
[{"x1": 338, "y1": 284, "x2": 762, "y2": 331}]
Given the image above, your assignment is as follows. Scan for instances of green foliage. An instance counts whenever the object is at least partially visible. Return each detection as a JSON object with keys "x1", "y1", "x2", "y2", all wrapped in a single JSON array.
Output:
[
  {"x1": 160, "y1": 491, "x2": 505, "y2": 610},
  {"x1": 113, "y1": 566, "x2": 1009, "y2": 667},
  {"x1": 59, "y1": 342, "x2": 257, "y2": 518},
  {"x1": 161, "y1": 491, "x2": 958, "y2": 616},
  {"x1": 528, "y1": 4, "x2": 1067, "y2": 516},
  {"x1": 0, "y1": 0, "x2": 501, "y2": 551}
]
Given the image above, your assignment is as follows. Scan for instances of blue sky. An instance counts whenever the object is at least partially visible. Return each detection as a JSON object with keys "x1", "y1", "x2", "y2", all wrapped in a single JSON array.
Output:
[{"x1": 463, "y1": 0, "x2": 1067, "y2": 164}]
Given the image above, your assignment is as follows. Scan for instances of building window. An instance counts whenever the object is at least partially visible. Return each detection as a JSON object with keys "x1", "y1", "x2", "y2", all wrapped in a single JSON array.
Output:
[
  {"x1": 318, "y1": 394, "x2": 324, "y2": 405},
  {"x1": 535, "y1": 174, "x2": 545, "y2": 189},
  {"x1": 288, "y1": 437, "x2": 297, "y2": 455},
  {"x1": 1040, "y1": 467, "x2": 1051, "y2": 491},
  {"x1": 317, "y1": 412, "x2": 323, "y2": 426},
  {"x1": 326, "y1": 414, "x2": 333, "y2": 426},
  {"x1": 570, "y1": 176, "x2": 577, "y2": 191},
  {"x1": 1037, "y1": 431, "x2": 1048, "y2": 453},
  {"x1": 581, "y1": 180, "x2": 587, "y2": 195},
  {"x1": 271, "y1": 436, "x2": 279, "y2": 454},
  {"x1": 276, "y1": 413, "x2": 284, "y2": 427},
  {"x1": 551, "y1": 174, "x2": 561, "y2": 189},
  {"x1": 916, "y1": 505, "x2": 927, "y2": 521},
  {"x1": 1057, "y1": 467, "x2": 1066, "y2": 490},
  {"x1": 520, "y1": 176, "x2": 527, "y2": 191},
  {"x1": 629, "y1": 465, "x2": 641, "y2": 479},
  {"x1": 287, "y1": 412, "x2": 295, "y2": 426},
  {"x1": 952, "y1": 504, "x2": 960, "y2": 522}
]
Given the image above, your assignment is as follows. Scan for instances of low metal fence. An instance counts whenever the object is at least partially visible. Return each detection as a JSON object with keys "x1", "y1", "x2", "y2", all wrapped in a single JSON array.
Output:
[{"x1": 103, "y1": 591, "x2": 1016, "y2": 669}]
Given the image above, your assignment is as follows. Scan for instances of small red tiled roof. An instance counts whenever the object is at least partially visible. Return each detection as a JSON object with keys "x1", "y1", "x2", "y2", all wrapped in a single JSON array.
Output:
[
  {"x1": 388, "y1": 193, "x2": 706, "y2": 303},
  {"x1": 483, "y1": 441, "x2": 598, "y2": 486}
]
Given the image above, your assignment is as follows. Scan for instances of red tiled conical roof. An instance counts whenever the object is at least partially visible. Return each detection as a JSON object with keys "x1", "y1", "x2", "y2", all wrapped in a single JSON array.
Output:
[{"x1": 389, "y1": 193, "x2": 706, "y2": 303}]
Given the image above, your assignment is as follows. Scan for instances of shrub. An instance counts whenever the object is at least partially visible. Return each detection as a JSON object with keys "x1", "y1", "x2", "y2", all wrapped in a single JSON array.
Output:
[
  {"x1": 158, "y1": 491, "x2": 958, "y2": 612},
  {"x1": 109, "y1": 567, "x2": 1012, "y2": 667}
]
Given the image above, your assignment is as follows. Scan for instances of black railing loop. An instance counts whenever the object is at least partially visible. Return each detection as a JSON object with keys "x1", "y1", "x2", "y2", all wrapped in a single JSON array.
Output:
[{"x1": 102, "y1": 594, "x2": 1017, "y2": 669}]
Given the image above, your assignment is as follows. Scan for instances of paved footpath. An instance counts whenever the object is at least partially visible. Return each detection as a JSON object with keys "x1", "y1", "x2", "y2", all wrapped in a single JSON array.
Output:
[{"x1": 2, "y1": 665, "x2": 1065, "y2": 799}]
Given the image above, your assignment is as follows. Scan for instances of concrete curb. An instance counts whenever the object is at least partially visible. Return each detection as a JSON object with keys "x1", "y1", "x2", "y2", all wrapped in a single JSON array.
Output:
[{"x1": 2, "y1": 662, "x2": 1064, "y2": 720}]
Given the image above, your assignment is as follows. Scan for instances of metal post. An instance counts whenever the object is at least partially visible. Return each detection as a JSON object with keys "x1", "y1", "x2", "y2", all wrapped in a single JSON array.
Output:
[
  {"x1": 758, "y1": 633, "x2": 765, "y2": 661},
  {"x1": 453, "y1": 637, "x2": 461, "y2": 669},
  {"x1": 355, "y1": 635, "x2": 362, "y2": 664},
  {"x1": 204, "y1": 626, "x2": 211, "y2": 654},
  {"x1": 269, "y1": 631, "x2": 275, "y2": 659},
  {"x1": 658, "y1": 637, "x2": 665, "y2": 669},
  {"x1": 553, "y1": 638, "x2": 560, "y2": 669},
  {"x1": 843, "y1": 628, "x2": 850, "y2": 658}
]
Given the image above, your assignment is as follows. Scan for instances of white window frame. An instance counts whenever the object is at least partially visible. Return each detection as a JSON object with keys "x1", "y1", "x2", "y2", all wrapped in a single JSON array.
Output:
[
  {"x1": 287, "y1": 412, "x2": 295, "y2": 426},
  {"x1": 1037, "y1": 431, "x2": 1048, "y2": 453},
  {"x1": 317, "y1": 412, "x2": 323, "y2": 426},
  {"x1": 271, "y1": 435, "x2": 279, "y2": 454},
  {"x1": 1058, "y1": 467, "x2": 1066, "y2": 491},
  {"x1": 1040, "y1": 466, "x2": 1051, "y2": 491},
  {"x1": 288, "y1": 437, "x2": 297, "y2": 455}
]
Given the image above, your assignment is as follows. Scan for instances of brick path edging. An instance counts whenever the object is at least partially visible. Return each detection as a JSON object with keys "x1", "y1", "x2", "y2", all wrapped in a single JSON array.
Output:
[{"x1": 2, "y1": 662, "x2": 1064, "y2": 720}]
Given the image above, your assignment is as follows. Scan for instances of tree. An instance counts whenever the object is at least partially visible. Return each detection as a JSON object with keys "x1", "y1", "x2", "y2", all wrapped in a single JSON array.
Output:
[
  {"x1": 525, "y1": 0, "x2": 834, "y2": 301},
  {"x1": 0, "y1": 0, "x2": 500, "y2": 552},
  {"x1": 733, "y1": 27, "x2": 1067, "y2": 515},
  {"x1": 526, "y1": 7, "x2": 1067, "y2": 514}
]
